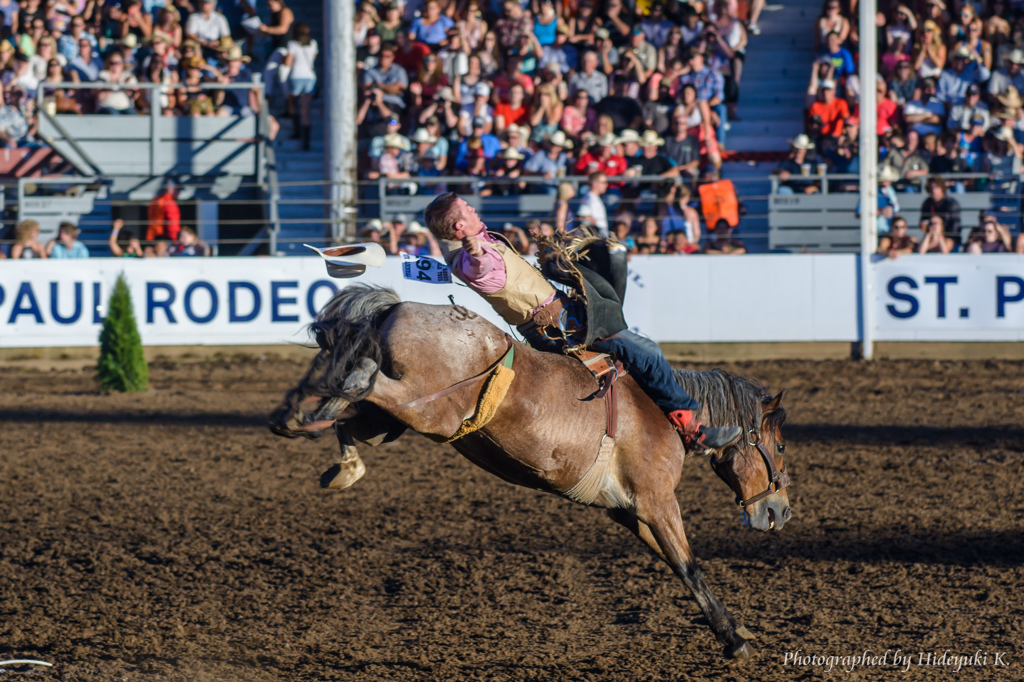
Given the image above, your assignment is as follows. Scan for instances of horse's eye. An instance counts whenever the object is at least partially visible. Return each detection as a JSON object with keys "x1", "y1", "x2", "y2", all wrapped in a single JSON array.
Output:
[{"x1": 776, "y1": 443, "x2": 786, "y2": 455}]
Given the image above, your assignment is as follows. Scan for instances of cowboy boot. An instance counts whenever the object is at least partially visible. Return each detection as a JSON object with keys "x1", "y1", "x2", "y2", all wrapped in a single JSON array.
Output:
[{"x1": 667, "y1": 409, "x2": 743, "y2": 450}]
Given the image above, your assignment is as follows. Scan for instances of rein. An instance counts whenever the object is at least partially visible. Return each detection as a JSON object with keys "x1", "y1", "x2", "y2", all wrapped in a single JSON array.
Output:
[
  {"x1": 717, "y1": 429, "x2": 791, "y2": 508},
  {"x1": 389, "y1": 335, "x2": 515, "y2": 414}
]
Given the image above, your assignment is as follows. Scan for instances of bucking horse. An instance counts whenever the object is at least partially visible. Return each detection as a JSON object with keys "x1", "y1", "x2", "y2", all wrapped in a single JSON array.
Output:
[{"x1": 270, "y1": 284, "x2": 792, "y2": 660}]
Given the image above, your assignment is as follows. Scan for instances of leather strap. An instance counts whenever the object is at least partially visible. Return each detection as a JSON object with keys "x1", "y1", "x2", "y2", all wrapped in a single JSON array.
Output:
[
  {"x1": 390, "y1": 335, "x2": 515, "y2": 414},
  {"x1": 606, "y1": 375, "x2": 618, "y2": 439},
  {"x1": 736, "y1": 431, "x2": 791, "y2": 507}
]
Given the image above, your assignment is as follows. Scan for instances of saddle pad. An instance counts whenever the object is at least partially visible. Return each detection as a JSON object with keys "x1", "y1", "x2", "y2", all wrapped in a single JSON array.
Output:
[{"x1": 445, "y1": 364, "x2": 516, "y2": 442}]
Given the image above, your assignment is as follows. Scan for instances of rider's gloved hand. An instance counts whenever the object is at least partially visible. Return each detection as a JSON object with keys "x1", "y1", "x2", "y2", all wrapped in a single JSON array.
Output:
[{"x1": 462, "y1": 233, "x2": 483, "y2": 256}]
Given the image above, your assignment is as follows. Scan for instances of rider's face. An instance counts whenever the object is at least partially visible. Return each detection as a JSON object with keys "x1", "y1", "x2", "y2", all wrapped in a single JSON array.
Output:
[{"x1": 454, "y1": 198, "x2": 485, "y2": 238}]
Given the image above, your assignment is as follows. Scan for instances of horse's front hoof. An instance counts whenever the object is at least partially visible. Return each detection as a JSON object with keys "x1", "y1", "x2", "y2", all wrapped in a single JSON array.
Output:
[
  {"x1": 724, "y1": 639, "x2": 756, "y2": 661},
  {"x1": 734, "y1": 625, "x2": 756, "y2": 641}
]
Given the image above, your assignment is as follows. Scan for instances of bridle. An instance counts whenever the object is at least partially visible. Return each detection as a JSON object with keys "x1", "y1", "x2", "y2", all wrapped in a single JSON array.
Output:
[{"x1": 712, "y1": 429, "x2": 791, "y2": 508}]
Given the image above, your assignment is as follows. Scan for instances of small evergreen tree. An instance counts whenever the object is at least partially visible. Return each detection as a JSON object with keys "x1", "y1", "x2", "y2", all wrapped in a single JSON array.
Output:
[{"x1": 97, "y1": 274, "x2": 149, "y2": 392}]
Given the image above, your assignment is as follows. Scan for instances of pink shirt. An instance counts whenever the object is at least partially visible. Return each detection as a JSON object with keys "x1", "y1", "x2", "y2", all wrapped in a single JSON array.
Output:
[
  {"x1": 453, "y1": 231, "x2": 507, "y2": 294},
  {"x1": 452, "y1": 231, "x2": 555, "y2": 310}
]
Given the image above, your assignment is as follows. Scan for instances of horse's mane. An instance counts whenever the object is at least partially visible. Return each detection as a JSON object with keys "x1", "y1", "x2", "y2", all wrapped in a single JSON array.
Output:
[
  {"x1": 310, "y1": 284, "x2": 402, "y2": 401},
  {"x1": 673, "y1": 368, "x2": 786, "y2": 437}
]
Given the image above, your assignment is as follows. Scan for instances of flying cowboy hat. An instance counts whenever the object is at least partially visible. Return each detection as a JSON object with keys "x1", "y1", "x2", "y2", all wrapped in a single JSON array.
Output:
[{"x1": 304, "y1": 242, "x2": 388, "y2": 278}]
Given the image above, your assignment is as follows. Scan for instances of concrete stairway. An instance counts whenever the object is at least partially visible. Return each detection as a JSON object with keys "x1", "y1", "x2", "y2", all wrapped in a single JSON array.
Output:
[
  {"x1": 721, "y1": 0, "x2": 819, "y2": 251},
  {"x1": 270, "y1": 0, "x2": 329, "y2": 255},
  {"x1": 727, "y1": 0, "x2": 818, "y2": 152}
]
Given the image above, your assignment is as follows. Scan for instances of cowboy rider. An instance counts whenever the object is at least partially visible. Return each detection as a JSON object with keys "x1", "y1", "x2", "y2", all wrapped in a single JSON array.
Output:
[{"x1": 423, "y1": 192, "x2": 743, "y2": 451}]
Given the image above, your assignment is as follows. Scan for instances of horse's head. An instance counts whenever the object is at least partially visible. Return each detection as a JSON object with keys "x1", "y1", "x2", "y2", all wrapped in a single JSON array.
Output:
[
  {"x1": 269, "y1": 285, "x2": 399, "y2": 438},
  {"x1": 709, "y1": 390, "x2": 791, "y2": 533}
]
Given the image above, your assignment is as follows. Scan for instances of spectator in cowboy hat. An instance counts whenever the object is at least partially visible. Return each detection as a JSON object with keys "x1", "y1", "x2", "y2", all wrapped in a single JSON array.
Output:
[
  {"x1": 855, "y1": 164, "x2": 902, "y2": 232},
  {"x1": 396, "y1": 220, "x2": 442, "y2": 257},
  {"x1": 988, "y1": 49, "x2": 1024, "y2": 100},
  {"x1": 936, "y1": 44, "x2": 991, "y2": 105},
  {"x1": 369, "y1": 134, "x2": 416, "y2": 191},
  {"x1": 410, "y1": 127, "x2": 437, "y2": 158},
  {"x1": 504, "y1": 123, "x2": 531, "y2": 155},
  {"x1": 523, "y1": 130, "x2": 571, "y2": 188},
  {"x1": 574, "y1": 131, "x2": 627, "y2": 179},
  {"x1": 773, "y1": 134, "x2": 820, "y2": 195},
  {"x1": 617, "y1": 128, "x2": 643, "y2": 160},
  {"x1": 368, "y1": 116, "x2": 407, "y2": 160},
  {"x1": 489, "y1": 146, "x2": 528, "y2": 196}
]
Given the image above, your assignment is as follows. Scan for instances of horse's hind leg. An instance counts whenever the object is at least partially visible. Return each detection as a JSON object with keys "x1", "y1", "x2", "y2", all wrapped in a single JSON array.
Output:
[
  {"x1": 320, "y1": 424, "x2": 367, "y2": 490},
  {"x1": 607, "y1": 504, "x2": 756, "y2": 660}
]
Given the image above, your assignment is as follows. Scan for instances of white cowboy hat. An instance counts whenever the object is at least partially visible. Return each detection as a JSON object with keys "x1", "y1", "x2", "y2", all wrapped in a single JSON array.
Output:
[
  {"x1": 617, "y1": 129, "x2": 642, "y2": 144},
  {"x1": 410, "y1": 127, "x2": 435, "y2": 144},
  {"x1": 358, "y1": 218, "x2": 386, "y2": 237},
  {"x1": 383, "y1": 133, "x2": 411, "y2": 151},
  {"x1": 953, "y1": 45, "x2": 972, "y2": 59},
  {"x1": 473, "y1": 82, "x2": 491, "y2": 97},
  {"x1": 596, "y1": 132, "x2": 619, "y2": 147},
  {"x1": 1009, "y1": 49, "x2": 1024, "y2": 65},
  {"x1": 993, "y1": 126, "x2": 1015, "y2": 142},
  {"x1": 548, "y1": 130, "x2": 573, "y2": 149},
  {"x1": 501, "y1": 147, "x2": 526, "y2": 160},
  {"x1": 879, "y1": 165, "x2": 901, "y2": 183},
  {"x1": 998, "y1": 86, "x2": 1023, "y2": 110},
  {"x1": 640, "y1": 129, "x2": 665, "y2": 146},
  {"x1": 790, "y1": 133, "x2": 815, "y2": 150},
  {"x1": 304, "y1": 242, "x2": 388, "y2": 279},
  {"x1": 437, "y1": 85, "x2": 456, "y2": 102},
  {"x1": 820, "y1": 79, "x2": 837, "y2": 90},
  {"x1": 405, "y1": 221, "x2": 429, "y2": 235},
  {"x1": 505, "y1": 123, "x2": 524, "y2": 137}
]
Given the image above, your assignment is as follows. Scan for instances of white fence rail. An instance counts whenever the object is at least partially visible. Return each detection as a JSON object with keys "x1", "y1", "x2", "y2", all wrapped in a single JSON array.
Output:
[{"x1": 1, "y1": 255, "x2": 1022, "y2": 348}]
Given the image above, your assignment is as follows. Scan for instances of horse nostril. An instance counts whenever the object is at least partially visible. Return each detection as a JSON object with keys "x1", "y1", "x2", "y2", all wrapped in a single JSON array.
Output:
[{"x1": 782, "y1": 506, "x2": 792, "y2": 521}]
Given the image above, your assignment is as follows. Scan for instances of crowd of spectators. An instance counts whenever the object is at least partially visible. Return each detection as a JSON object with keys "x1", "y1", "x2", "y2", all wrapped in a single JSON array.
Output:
[
  {"x1": 776, "y1": 0, "x2": 1024, "y2": 254},
  {"x1": 355, "y1": 0, "x2": 757, "y2": 255},
  {"x1": 0, "y1": 0, "x2": 318, "y2": 149},
  {"x1": 0, "y1": 180, "x2": 208, "y2": 258}
]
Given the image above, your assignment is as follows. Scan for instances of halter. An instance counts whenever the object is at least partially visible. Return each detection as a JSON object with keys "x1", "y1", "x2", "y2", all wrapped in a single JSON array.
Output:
[{"x1": 713, "y1": 429, "x2": 791, "y2": 508}]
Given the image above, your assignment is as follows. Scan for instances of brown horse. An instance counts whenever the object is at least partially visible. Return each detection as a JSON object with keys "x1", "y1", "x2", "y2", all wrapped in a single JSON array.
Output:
[{"x1": 270, "y1": 284, "x2": 792, "y2": 660}]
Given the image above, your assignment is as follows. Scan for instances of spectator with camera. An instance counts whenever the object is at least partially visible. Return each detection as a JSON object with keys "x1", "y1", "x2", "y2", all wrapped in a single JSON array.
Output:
[{"x1": 966, "y1": 214, "x2": 1012, "y2": 253}]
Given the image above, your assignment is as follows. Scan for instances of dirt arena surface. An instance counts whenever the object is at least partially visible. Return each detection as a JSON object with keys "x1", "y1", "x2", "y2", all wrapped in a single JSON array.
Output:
[{"x1": 1, "y1": 356, "x2": 1022, "y2": 681}]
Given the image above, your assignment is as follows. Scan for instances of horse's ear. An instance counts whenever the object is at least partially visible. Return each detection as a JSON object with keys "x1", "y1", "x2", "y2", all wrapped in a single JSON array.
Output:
[{"x1": 764, "y1": 389, "x2": 786, "y2": 413}]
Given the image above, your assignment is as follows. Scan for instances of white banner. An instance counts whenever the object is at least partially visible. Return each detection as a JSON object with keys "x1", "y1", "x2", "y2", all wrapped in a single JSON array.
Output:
[
  {"x1": 0, "y1": 255, "x2": 864, "y2": 348},
  {"x1": 874, "y1": 255, "x2": 1024, "y2": 341}
]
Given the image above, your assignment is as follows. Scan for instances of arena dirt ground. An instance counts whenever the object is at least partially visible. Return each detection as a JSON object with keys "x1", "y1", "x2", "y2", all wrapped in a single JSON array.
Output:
[{"x1": 1, "y1": 357, "x2": 1022, "y2": 681}]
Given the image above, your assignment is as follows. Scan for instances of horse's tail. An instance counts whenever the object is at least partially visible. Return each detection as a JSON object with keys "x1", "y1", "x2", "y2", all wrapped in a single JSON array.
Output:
[{"x1": 311, "y1": 284, "x2": 402, "y2": 401}]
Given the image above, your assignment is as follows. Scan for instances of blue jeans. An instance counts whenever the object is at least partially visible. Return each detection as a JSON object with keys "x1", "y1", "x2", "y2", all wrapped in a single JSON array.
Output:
[
  {"x1": 713, "y1": 102, "x2": 728, "y2": 148},
  {"x1": 590, "y1": 330, "x2": 699, "y2": 413},
  {"x1": 519, "y1": 308, "x2": 699, "y2": 414}
]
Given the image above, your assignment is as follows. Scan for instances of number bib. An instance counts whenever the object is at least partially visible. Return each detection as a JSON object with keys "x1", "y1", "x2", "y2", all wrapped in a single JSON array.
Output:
[{"x1": 401, "y1": 254, "x2": 452, "y2": 284}]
